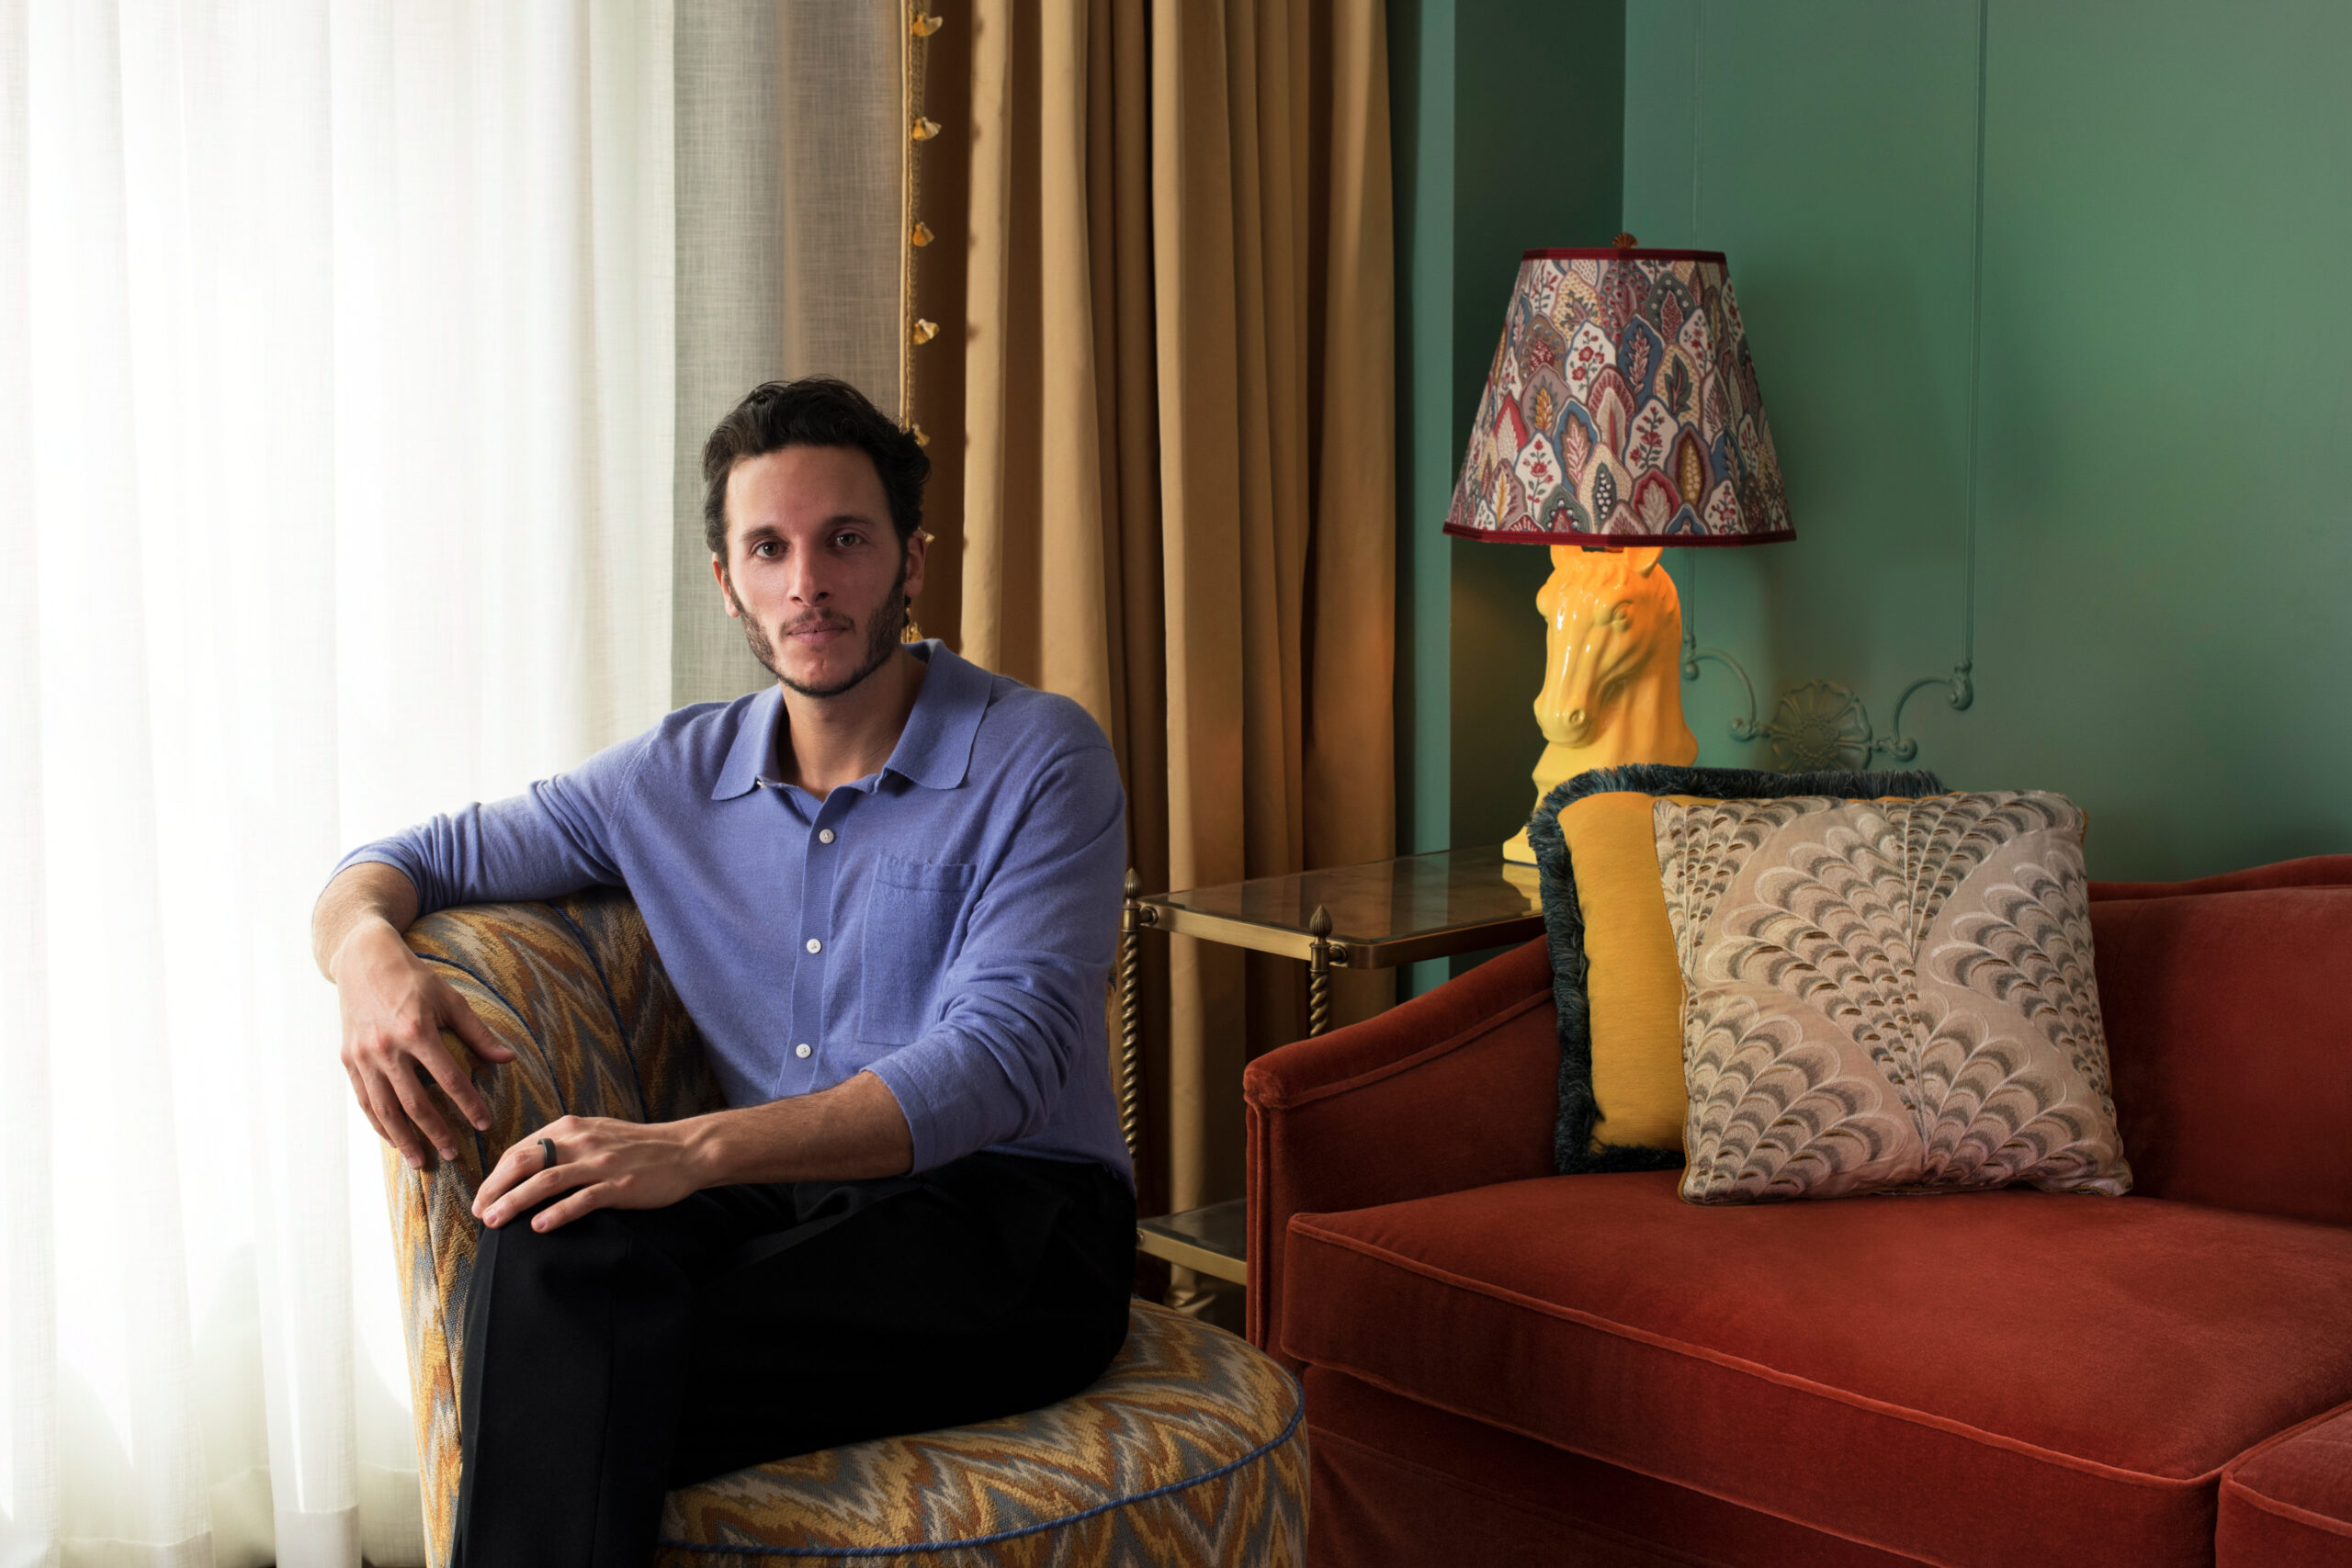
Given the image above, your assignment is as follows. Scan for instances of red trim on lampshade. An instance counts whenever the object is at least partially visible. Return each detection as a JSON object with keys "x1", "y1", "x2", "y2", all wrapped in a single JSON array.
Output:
[
  {"x1": 1521, "y1": 247, "x2": 1729, "y2": 265},
  {"x1": 1442, "y1": 520, "x2": 1796, "y2": 548}
]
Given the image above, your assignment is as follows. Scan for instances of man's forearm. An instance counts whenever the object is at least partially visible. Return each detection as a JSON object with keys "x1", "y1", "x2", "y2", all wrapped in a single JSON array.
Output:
[
  {"x1": 312, "y1": 862, "x2": 422, "y2": 979},
  {"x1": 684, "y1": 1070, "x2": 916, "y2": 1186}
]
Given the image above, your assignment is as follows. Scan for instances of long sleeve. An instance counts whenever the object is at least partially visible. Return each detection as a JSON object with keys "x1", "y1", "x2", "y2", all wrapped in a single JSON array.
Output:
[
  {"x1": 865, "y1": 744, "x2": 1126, "y2": 1172},
  {"x1": 327, "y1": 733, "x2": 650, "y2": 917}
]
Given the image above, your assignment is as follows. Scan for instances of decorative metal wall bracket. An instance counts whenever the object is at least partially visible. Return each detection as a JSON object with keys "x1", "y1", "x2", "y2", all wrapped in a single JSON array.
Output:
[
  {"x1": 1657, "y1": 0, "x2": 1992, "y2": 782},
  {"x1": 1663, "y1": 0, "x2": 1993, "y2": 782},
  {"x1": 1681, "y1": 638, "x2": 1973, "y2": 774}
]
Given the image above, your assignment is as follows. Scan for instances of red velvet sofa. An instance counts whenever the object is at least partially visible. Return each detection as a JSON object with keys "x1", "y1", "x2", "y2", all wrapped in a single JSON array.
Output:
[{"x1": 1245, "y1": 855, "x2": 2352, "y2": 1567}]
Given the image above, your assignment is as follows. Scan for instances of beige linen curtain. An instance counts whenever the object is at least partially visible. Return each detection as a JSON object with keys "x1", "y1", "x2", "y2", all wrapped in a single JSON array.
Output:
[
  {"x1": 920, "y1": 0, "x2": 1396, "y2": 1270},
  {"x1": 673, "y1": 2, "x2": 908, "y2": 706}
]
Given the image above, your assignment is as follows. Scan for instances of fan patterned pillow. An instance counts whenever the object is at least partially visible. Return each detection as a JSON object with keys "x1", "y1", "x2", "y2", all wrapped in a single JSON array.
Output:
[{"x1": 1654, "y1": 790, "x2": 2132, "y2": 1205}]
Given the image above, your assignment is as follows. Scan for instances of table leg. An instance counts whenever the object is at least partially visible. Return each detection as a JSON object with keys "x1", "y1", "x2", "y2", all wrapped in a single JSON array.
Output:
[
  {"x1": 1118, "y1": 869, "x2": 1145, "y2": 1167},
  {"x1": 1306, "y1": 904, "x2": 1334, "y2": 1037}
]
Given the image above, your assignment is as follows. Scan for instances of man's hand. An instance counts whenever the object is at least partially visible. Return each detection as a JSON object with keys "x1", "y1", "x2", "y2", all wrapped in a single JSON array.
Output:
[
  {"x1": 332, "y1": 914, "x2": 515, "y2": 1168},
  {"x1": 318, "y1": 862, "x2": 516, "y2": 1168},
  {"x1": 473, "y1": 1115, "x2": 708, "y2": 1233},
  {"x1": 474, "y1": 1073, "x2": 914, "y2": 1235}
]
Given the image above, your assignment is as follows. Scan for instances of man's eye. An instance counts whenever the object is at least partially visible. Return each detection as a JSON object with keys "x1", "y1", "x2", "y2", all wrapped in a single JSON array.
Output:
[
  {"x1": 834, "y1": 532, "x2": 865, "y2": 548},
  {"x1": 752, "y1": 541, "x2": 778, "y2": 558}
]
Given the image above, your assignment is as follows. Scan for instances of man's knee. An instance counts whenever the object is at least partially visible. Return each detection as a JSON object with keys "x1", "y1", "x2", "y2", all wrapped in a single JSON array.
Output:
[{"x1": 475, "y1": 1203, "x2": 652, "y2": 1302}]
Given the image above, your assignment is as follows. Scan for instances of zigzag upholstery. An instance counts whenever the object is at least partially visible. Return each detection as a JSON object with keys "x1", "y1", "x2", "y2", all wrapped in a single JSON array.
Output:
[{"x1": 383, "y1": 888, "x2": 1306, "y2": 1567}]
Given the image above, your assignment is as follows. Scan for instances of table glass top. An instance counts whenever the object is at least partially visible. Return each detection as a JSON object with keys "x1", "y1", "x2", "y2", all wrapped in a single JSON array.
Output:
[{"x1": 1140, "y1": 844, "x2": 1544, "y2": 951}]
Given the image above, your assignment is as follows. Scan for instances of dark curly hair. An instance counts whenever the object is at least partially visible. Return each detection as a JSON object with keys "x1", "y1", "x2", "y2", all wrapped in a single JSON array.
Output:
[{"x1": 700, "y1": 378, "x2": 929, "y2": 561}]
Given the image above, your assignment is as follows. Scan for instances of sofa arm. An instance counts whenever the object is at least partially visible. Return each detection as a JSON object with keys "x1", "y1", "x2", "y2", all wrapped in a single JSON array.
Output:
[
  {"x1": 1243, "y1": 936, "x2": 1560, "y2": 1365},
  {"x1": 382, "y1": 886, "x2": 718, "y2": 1568},
  {"x1": 527, "y1": 886, "x2": 725, "y2": 1124}
]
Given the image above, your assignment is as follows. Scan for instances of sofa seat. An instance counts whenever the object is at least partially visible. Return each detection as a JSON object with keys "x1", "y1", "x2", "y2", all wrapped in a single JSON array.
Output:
[
  {"x1": 1301, "y1": 1364, "x2": 1925, "y2": 1567},
  {"x1": 2220, "y1": 1400, "x2": 2352, "y2": 1567},
  {"x1": 1280, "y1": 1169, "x2": 2352, "y2": 1568}
]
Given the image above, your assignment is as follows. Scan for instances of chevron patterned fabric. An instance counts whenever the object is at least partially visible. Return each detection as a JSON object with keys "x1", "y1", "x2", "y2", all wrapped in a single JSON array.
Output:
[
  {"x1": 382, "y1": 890, "x2": 1306, "y2": 1567},
  {"x1": 654, "y1": 1299, "x2": 1305, "y2": 1566}
]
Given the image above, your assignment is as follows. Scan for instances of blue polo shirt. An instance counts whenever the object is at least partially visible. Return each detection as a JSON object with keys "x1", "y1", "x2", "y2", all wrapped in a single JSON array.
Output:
[{"x1": 333, "y1": 642, "x2": 1131, "y2": 1185}]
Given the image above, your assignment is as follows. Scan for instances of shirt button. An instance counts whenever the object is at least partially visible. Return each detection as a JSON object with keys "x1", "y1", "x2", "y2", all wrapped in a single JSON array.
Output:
[
  {"x1": 818, "y1": 829, "x2": 836, "y2": 844},
  {"x1": 795, "y1": 1043, "x2": 811, "y2": 1059},
  {"x1": 805, "y1": 937, "x2": 823, "y2": 954}
]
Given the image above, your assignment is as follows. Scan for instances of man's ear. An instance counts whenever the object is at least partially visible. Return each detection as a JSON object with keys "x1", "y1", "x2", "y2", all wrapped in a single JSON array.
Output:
[
  {"x1": 900, "y1": 527, "x2": 930, "y2": 604},
  {"x1": 711, "y1": 556, "x2": 741, "y2": 618}
]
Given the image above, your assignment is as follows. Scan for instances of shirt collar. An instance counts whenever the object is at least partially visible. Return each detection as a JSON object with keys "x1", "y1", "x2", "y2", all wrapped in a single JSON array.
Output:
[
  {"x1": 708, "y1": 641, "x2": 989, "y2": 802},
  {"x1": 711, "y1": 685, "x2": 784, "y2": 800},
  {"x1": 881, "y1": 641, "x2": 989, "y2": 790}
]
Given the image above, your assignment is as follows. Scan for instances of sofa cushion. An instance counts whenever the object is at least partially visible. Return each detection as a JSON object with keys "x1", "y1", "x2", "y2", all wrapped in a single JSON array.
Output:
[
  {"x1": 2093, "y1": 885, "x2": 2352, "y2": 1226},
  {"x1": 1304, "y1": 1366, "x2": 1922, "y2": 1568},
  {"x1": 1527, "y1": 762, "x2": 1945, "y2": 1175},
  {"x1": 2219, "y1": 1400, "x2": 2352, "y2": 1567},
  {"x1": 1656, "y1": 791, "x2": 2131, "y2": 1203},
  {"x1": 1281, "y1": 1170, "x2": 2352, "y2": 1568},
  {"x1": 1555, "y1": 790, "x2": 1690, "y2": 1153}
]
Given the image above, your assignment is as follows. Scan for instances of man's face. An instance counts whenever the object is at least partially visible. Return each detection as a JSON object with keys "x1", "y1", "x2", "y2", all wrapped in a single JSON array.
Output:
[{"x1": 711, "y1": 446, "x2": 928, "y2": 700}]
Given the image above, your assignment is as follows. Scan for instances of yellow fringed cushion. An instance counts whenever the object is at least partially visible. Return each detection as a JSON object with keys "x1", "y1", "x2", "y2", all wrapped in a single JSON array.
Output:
[
  {"x1": 1547, "y1": 778, "x2": 1954, "y2": 1162},
  {"x1": 1555, "y1": 792, "x2": 1690, "y2": 1152}
]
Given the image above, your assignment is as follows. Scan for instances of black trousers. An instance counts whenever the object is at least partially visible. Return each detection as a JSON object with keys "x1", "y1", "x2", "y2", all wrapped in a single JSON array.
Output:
[{"x1": 448, "y1": 1151, "x2": 1136, "y2": 1568}]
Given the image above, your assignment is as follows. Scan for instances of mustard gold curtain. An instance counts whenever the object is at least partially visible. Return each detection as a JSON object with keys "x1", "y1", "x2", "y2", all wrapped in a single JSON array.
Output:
[{"x1": 920, "y1": 0, "x2": 1396, "y2": 1266}]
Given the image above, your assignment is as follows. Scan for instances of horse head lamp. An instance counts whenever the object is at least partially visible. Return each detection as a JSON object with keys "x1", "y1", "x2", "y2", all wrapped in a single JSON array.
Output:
[
  {"x1": 1537, "y1": 544, "x2": 1682, "y2": 750},
  {"x1": 1444, "y1": 238, "x2": 1794, "y2": 863}
]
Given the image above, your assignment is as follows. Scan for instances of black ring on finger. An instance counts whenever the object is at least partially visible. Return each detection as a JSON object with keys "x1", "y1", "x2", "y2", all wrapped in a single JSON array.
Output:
[{"x1": 540, "y1": 1136, "x2": 559, "y2": 1171}]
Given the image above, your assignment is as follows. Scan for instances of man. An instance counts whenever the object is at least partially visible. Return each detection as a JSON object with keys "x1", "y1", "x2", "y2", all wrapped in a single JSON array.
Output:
[{"x1": 312, "y1": 378, "x2": 1135, "y2": 1568}]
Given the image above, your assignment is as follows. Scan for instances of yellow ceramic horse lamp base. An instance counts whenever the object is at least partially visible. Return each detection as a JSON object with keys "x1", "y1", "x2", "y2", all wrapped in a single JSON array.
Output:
[{"x1": 1501, "y1": 545, "x2": 1697, "y2": 864}]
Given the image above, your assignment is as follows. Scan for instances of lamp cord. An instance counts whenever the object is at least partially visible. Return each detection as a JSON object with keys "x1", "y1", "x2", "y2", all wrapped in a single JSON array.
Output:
[{"x1": 1958, "y1": 0, "x2": 1988, "y2": 686}]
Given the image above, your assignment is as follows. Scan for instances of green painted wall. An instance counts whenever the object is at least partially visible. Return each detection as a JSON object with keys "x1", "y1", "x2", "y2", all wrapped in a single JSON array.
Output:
[
  {"x1": 1390, "y1": 0, "x2": 1625, "y2": 848},
  {"x1": 1391, "y1": 0, "x2": 1624, "y2": 985},
  {"x1": 1389, "y1": 0, "x2": 1457, "y2": 868},
  {"x1": 1622, "y1": 0, "x2": 2352, "y2": 879}
]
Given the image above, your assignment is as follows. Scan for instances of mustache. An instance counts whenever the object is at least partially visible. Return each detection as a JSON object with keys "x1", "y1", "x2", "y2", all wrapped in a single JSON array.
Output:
[{"x1": 780, "y1": 612, "x2": 854, "y2": 635}]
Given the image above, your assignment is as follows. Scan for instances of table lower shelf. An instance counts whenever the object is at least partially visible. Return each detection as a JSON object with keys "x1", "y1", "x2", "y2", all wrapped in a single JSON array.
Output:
[{"x1": 1136, "y1": 1199, "x2": 1247, "y2": 1284}]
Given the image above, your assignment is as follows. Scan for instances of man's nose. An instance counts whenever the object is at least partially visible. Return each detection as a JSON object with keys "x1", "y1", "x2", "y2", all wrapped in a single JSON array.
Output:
[{"x1": 785, "y1": 552, "x2": 831, "y2": 604}]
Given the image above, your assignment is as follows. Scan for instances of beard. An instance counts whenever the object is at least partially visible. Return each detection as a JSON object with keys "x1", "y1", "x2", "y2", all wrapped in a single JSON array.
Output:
[{"x1": 724, "y1": 564, "x2": 910, "y2": 701}]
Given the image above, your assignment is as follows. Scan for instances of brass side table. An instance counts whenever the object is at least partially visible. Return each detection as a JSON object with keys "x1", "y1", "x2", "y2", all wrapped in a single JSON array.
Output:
[{"x1": 1117, "y1": 845, "x2": 1547, "y2": 1284}]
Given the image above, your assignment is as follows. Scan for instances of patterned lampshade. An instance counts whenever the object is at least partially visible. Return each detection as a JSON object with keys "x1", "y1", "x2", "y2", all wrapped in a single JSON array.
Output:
[{"x1": 1444, "y1": 247, "x2": 1792, "y2": 547}]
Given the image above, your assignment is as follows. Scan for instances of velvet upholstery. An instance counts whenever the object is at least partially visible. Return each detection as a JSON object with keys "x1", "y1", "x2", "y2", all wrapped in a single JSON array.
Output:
[
  {"x1": 1241, "y1": 935, "x2": 1559, "y2": 1366},
  {"x1": 1249, "y1": 856, "x2": 2352, "y2": 1567},
  {"x1": 2088, "y1": 852, "x2": 2352, "y2": 901},
  {"x1": 1280, "y1": 1172, "x2": 2352, "y2": 1567},
  {"x1": 2091, "y1": 886, "x2": 2352, "y2": 1226},
  {"x1": 1303, "y1": 1368, "x2": 1920, "y2": 1568},
  {"x1": 2220, "y1": 1401, "x2": 2352, "y2": 1568}
]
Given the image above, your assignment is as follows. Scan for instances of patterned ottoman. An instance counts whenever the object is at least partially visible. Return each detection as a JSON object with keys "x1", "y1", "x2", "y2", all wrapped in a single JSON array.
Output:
[
  {"x1": 656, "y1": 1299, "x2": 1304, "y2": 1566},
  {"x1": 383, "y1": 891, "x2": 1305, "y2": 1568}
]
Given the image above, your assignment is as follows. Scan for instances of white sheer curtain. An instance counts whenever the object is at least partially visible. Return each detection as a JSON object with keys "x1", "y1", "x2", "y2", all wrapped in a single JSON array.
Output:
[{"x1": 0, "y1": 4, "x2": 673, "y2": 1564}]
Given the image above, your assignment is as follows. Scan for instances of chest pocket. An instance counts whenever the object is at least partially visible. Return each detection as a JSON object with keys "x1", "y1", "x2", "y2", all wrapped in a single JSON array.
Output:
[{"x1": 857, "y1": 855, "x2": 978, "y2": 1043}]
